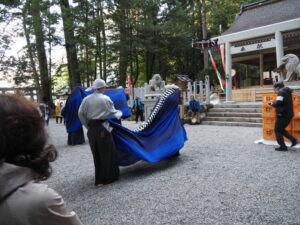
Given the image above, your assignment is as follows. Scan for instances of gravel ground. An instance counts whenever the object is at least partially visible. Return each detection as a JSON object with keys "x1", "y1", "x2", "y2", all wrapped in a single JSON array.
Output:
[{"x1": 46, "y1": 119, "x2": 300, "y2": 225}]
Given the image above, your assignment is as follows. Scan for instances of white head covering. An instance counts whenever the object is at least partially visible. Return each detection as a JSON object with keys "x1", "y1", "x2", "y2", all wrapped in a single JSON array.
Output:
[{"x1": 86, "y1": 79, "x2": 107, "y2": 92}]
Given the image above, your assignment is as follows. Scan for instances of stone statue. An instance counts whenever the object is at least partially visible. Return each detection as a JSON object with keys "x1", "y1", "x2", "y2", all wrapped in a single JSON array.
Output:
[
  {"x1": 279, "y1": 54, "x2": 300, "y2": 82},
  {"x1": 148, "y1": 74, "x2": 165, "y2": 92},
  {"x1": 143, "y1": 74, "x2": 166, "y2": 120}
]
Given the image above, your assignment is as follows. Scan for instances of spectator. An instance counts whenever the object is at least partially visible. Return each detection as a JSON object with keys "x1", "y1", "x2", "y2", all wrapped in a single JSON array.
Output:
[
  {"x1": 132, "y1": 96, "x2": 144, "y2": 123},
  {"x1": 0, "y1": 94, "x2": 82, "y2": 225},
  {"x1": 189, "y1": 95, "x2": 201, "y2": 113},
  {"x1": 39, "y1": 98, "x2": 51, "y2": 125},
  {"x1": 55, "y1": 101, "x2": 63, "y2": 124}
]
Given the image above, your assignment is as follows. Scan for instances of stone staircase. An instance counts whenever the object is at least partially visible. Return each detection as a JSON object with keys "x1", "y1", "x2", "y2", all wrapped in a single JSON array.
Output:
[{"x1": 202, "y1": 103, "x2": 262, "y2": 127}]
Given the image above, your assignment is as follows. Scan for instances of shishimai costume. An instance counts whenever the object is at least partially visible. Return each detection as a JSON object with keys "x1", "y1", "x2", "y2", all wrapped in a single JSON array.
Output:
[{"x1": 67, "y1": 82, "x2": 187, "y2": 184}]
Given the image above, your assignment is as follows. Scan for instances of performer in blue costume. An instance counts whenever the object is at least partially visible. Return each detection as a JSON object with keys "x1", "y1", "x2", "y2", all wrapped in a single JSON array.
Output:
[
  {"x1": 62, "y1": 85, "x2": 131, "y2": 147},
  {"x1": 67, "y1": 83, "x2": 187, "y2": 168},
  {"x1": 61, "y1": 89, "x2": 86, "y2": 145}
]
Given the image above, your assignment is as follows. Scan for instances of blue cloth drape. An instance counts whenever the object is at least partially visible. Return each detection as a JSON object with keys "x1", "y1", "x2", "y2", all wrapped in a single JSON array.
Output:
[
  {"x1": 62, "y1": 86, "x2": 131, "y2": 133},
  {"x1": 111, "y1": 90, "x2": 187, "y2": 166}
]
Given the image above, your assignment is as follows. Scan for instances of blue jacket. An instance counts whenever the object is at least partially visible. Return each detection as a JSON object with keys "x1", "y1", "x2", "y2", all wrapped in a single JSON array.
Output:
[
  {"x1": 132, "y1": 98, "x2": 144, "y2": 111},
  {"x1": 189, "y1": 98, "x2": 201, "y2": 111}
]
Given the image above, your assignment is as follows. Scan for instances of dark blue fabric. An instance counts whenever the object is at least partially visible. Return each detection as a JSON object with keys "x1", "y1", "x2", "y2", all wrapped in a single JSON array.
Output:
[
  {"x1": 62, "y1": 86, "x2": 131, "y2": 133},
  {"x1": 110, "y1": 90, "x2": 188, "y2": 166}
]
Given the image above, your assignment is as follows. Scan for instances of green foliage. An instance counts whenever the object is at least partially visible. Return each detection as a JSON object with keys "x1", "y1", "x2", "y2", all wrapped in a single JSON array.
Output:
[
  {"x1": 52, "y1": 64, "x2": 69, "y2": 92},
  {"x1": 1, "y1": 0, "x2": 261, "y2": 94}
]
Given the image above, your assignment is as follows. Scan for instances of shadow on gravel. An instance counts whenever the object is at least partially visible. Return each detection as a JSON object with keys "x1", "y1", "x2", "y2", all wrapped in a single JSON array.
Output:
[{"x1": 119, "y1": 154, "x2": 184, "y2": 180}]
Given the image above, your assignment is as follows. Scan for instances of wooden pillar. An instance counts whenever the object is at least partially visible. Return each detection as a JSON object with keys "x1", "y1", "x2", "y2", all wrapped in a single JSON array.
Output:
[
  {"x1": 259, "y1": 53, "x2": 264, "y2": 86},
  {"x1": 275, "y1": 31, "x2": 284, "y2": 81}
]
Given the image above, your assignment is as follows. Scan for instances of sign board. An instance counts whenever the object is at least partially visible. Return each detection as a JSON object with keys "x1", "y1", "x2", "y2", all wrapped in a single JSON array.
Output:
[{"x1": 231, "y1": 38, "x2": 276, "y2": 55}]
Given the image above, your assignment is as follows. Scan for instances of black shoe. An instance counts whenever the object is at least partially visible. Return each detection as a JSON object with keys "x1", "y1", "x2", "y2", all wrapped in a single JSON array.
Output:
[
  {"x1": 291, "y1": 139, "x2": 298, "y2": 147},
  {"x1": 275, "y1": 146, "x2": 288, "y2": 151}
]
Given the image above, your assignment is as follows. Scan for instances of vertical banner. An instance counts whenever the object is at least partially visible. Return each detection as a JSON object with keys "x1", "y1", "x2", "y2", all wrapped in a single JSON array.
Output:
[
  {"x1": 127, "y1": 73, "x2": 134, "y2": 104},
  {"x1": 220, "y1": 44, "x2": 226, "y2": 73},
  {"x1": 208, "y1": 49, "x2": 225, "y2": 94},
  {"x1": 127, "y1": 73, "x2": 132, "y2": 93}
]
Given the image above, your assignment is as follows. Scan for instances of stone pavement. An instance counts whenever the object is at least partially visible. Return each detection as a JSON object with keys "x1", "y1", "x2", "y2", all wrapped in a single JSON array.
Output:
[{"x1": 47, "y1": 119, "x2": 300, "y2": 225}]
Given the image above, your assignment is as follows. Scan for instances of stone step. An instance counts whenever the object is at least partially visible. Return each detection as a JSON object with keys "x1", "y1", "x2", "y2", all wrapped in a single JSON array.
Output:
[
  {"x1": 203, "y1": 117, "x2": 262, "y2": 123},
  {"x1": 207, "y1": 112, "x2": 262, "y2": 118},
  {"x1": 201, "y1": 121, "x2": 262, "y2": 127},
  {"x1": 213, "y1": 104, "x2": 262, "y2": 108},
  {"x1": 209, "y1": 108, "x2": 262, "y2": 113}
]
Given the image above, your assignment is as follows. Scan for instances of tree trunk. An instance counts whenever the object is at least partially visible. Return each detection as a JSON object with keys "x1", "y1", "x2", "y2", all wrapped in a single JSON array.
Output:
[
  {"x1": 47, "y1": 4, "x2": 53, "y2": 101},
  {"x1": 95, "y1": 17, "x2": 103, "y2": 79},
  {"x1": 22, "y1": 2, "x2": 41, "y2": 101},
  {"x1": 133, "y1": 49, "x2": 139, "y2": 85},
  {"x1": 99, "y1": 1, "x2": 107, "y2": 81},
  {"x1": 31, "y1": 0, "x2": 51, "y2": 103},
  {"x1": 116, "y1": 1, "x2": 128, "y2": 87},
  {"x1": 85, "y1": 45, "x2": 90, "y2": 87},
  {"x1": 150, "y1": 53, "x2": 155, "y2": 78},
  {"x1": 60, "y1": 0, "x2": 81, "y2": 90},
  {"x1": 145, "y1": 51, "x2": 150, "y2": 81},
  {"x1": 201, "y1": 0, "x2": 208, "y2": 69}
]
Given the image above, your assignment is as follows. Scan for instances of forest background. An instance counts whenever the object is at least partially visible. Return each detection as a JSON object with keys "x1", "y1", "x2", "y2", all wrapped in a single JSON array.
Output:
[{"x1": 0, "y1": 0, "x2": 256, "y2": 102}]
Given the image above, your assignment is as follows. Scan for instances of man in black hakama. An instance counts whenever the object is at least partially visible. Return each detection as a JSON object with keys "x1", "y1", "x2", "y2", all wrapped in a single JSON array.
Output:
[
  {"x1": 87, "y1": 120, "x2": 119, "y2": 185},
  {"x1": 79, "y1": 79, "x2": 122, "y2": 186}
]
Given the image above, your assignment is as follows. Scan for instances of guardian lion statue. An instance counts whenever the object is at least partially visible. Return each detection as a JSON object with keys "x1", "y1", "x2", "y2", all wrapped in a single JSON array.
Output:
[
  {"x1": 149, "y1": 74, "x2": 165, "y2": 92},
  {"x1": 279, "y1": 54, "x2": 300, "y2": 82}
]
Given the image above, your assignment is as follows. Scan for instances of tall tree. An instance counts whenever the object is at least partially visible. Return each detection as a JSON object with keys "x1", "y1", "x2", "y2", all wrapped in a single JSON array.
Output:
[
  {"x1": 113, "y1": 0, "x2": 130, "y2": 87},
  {"x1": 31, "y1": 0, "x2": 51, "y2": 102},
  {"x1": 99, "y1": 1, "x2": 107, "y2": 81},
  {"x1": 60, "y1": 0, "x2": 81, "y2": 89},
  {"x1": 22, "y1": 0, "x2": 41, "y2": 101},
  {"x1": 201, "y1": 0, "x2": 208, "y2": 69}
]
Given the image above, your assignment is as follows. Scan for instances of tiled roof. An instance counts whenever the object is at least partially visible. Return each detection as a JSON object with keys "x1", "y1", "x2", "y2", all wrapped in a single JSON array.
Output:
[{"x1": 222, "y1": 0, "x2": 300, "y2": 35}]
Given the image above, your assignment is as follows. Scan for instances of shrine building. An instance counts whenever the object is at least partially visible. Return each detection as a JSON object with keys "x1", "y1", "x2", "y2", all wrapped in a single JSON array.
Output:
[{"x1": 214, "y1": 0, "x2": 300, "y2": 101}]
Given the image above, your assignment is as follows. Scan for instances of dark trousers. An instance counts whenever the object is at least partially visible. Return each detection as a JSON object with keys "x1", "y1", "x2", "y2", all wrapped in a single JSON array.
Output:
[
  {"x1": 275, "y1": 117, "x2": 296, "y2": 147},
  {"x1": 135, "y1": 110, "x2": 144, "y2": 123},
  {"x1": 56, "y1": 116, "x2": 63, "y2": 123},
  {"x1": 87, "y1": 120, "x2": 119, "y2": 185}
]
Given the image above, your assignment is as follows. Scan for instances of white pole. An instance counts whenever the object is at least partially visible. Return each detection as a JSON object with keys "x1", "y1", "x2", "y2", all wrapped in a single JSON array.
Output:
[
  {"x1": 205, "y1": 75, "x2": 210, "y2": 104},
  {"x1": 199, "y1": 81, "x2": 203, "y2": 102},
  {"x1": 225, "y1": 41, "x2": 232, "y2": 102}
]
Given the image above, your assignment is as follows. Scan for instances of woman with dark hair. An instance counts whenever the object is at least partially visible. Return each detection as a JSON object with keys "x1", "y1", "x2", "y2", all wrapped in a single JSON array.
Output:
[{"x1": 0, "y1": 95, "x2": 82, "y2": 225}]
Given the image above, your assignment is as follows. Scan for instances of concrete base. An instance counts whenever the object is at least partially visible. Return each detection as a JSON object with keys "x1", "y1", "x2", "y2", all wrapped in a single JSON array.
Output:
[
  {"x1": 143, "y1": 93, "x2": 161, "y2": 120},
  {"x1": 255, "y1": 139, "x2": 300, "y2": 148}
]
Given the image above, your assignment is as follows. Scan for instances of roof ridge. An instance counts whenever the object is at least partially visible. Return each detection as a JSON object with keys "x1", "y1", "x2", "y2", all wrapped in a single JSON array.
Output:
[{"x1": 239, "y1": 0, "x2": 282, "y2": 15}]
